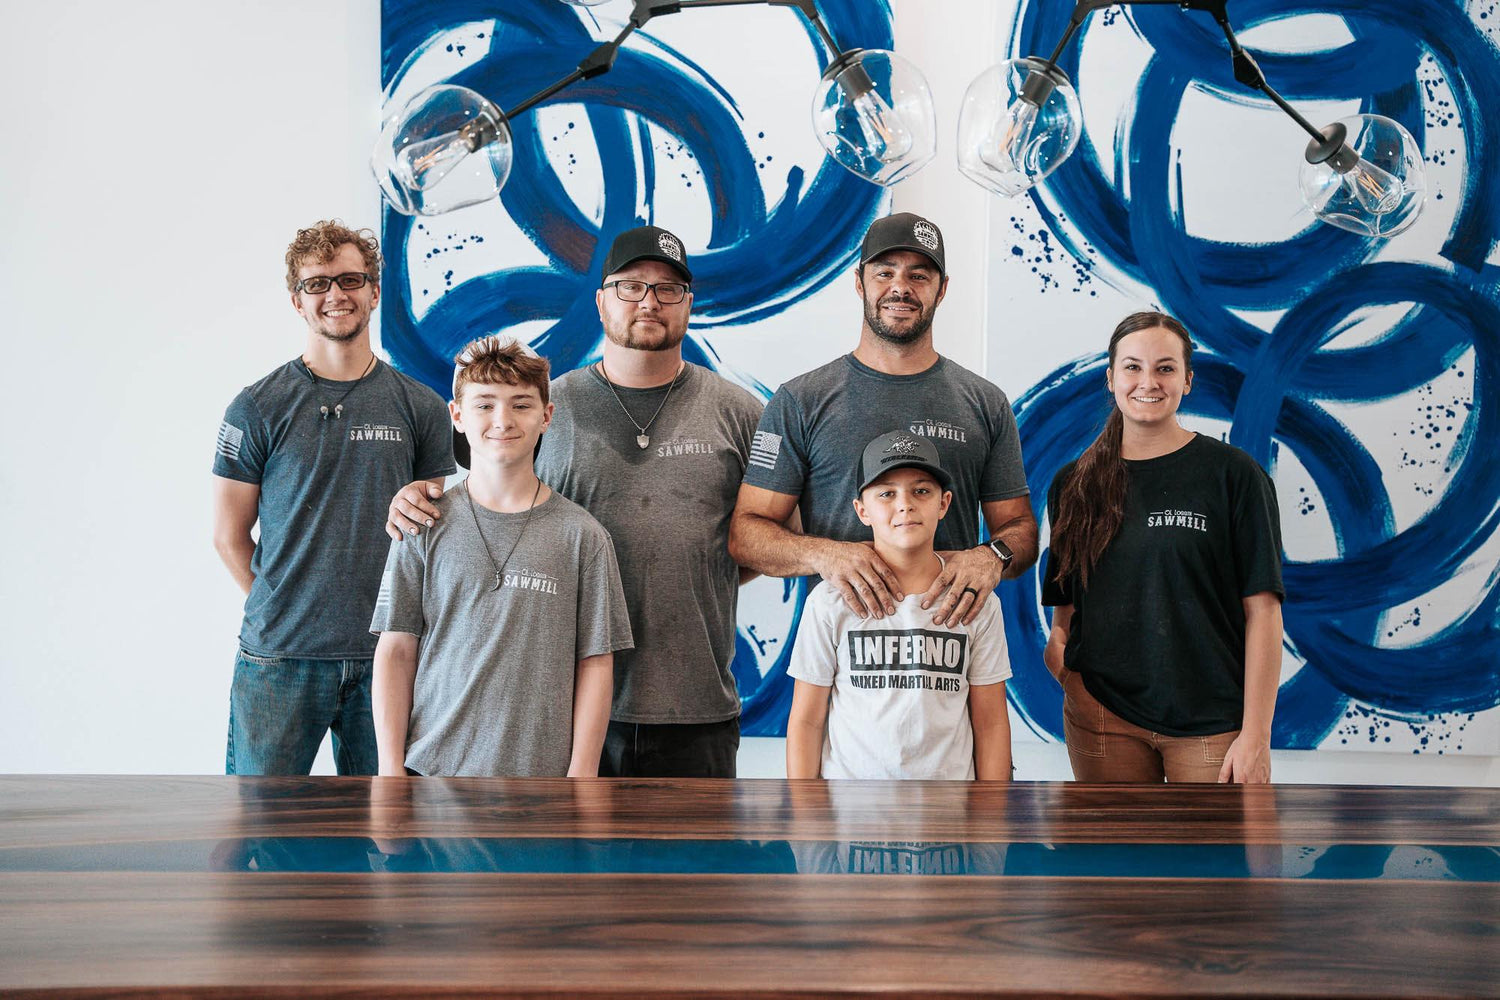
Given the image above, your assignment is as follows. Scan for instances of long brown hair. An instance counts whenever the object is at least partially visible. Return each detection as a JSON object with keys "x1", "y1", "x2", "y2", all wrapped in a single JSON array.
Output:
[{"x1": 1050, "y1": 311, "x2": 1194, "y2": 589}]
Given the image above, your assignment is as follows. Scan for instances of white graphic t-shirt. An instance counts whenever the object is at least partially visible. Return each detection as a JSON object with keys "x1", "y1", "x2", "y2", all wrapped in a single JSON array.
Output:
[{"x1": 788, "y1": 581, "x2": 1011, "y2": 779}]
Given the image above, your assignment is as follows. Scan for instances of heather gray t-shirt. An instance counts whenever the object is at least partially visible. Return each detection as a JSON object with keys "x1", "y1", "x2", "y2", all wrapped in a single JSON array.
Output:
[
  {"x1": 213, "y1": 359, "x2": 454, "y2": 659},
  {"x1": 535, "y1": 362, "x2": 763, "y2": 724},
  {"x1": 369, "y1": 484, "x2": 634, "y2": 777},
  {"x1": 743, "y1": 354, "x2": 1028, "y2": 549}
]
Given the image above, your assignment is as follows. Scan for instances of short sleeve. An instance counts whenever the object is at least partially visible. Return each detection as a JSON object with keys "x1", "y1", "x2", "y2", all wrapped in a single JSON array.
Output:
[
  {"x1": 741, "y1": 385, "x2": 809, "y2": 496},
  {"x1": 787, "y1": 585, "x2": 839, "y2": 687},
  {"x1": 575, "y1": 534, "x2": 634, "y2": 660},
  {"x1": 369, "y1": 535, "x2": 428, "y2": 636},
  {"x1": 978, "y1": 392, "x2": 1030, "y2": 502},
  {"x1": 966, "y1": 594, "x2": 1012, "y2": 685},
  {"x1": 411, "y1": 383, "x2": 457, "y2": 481},
  {"x1": 1230, "y1": 456, "x2": 1285, "y2": 600},
  {"x1": 726, "y1": 388, "x2": 765, "y2": 469},
  {"x1": 212, "y1": 389, "x2": 269, "y2": 484},
  {"x1": 1039, "y1": 465, "x2": 1074, "y2": 606}
]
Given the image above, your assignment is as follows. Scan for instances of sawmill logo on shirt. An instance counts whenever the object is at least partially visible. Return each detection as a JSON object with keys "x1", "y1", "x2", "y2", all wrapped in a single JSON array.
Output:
[
  {"x1": 349, "y1": 423, "x2": 404, "y2": 443},
  {"x1": 845, "y1": 628, "x2": 968, "y2": 692},
  {"x1": 655, "y1": 435, "x2": 715, "y2": 458},
  {"x1": 502, "y1": 567, "x2": 560, "y2": 596},
  {"x1": 909, "y1": 419, "x2": 968, "y2": 444},
  {"x1": 1147, "y1": 508, "x2": 1208, "y2": 532}
]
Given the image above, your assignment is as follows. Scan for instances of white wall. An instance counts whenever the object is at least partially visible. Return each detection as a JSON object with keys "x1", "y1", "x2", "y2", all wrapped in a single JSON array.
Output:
[
  {"x1": 0, "y1": 0, "x2": 1491, "y2": 785},
  {"x1": 0, "y1": 1, "x2": 379, "y2": 772}
]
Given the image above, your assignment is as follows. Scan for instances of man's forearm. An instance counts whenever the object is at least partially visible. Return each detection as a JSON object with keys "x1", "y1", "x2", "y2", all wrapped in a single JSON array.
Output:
[
  {"x1": 372, "y1": 637, "x2": 418, "y2": 775},
  {"x1": 730, "y1": 511, "x2": 837, "y2": 578},
  {"x1": 991, "y1": 516, "x2": 1039, "y2": 579},
  {"x1": 213, "y1": 535, "x2": 256, "y2": 596}
]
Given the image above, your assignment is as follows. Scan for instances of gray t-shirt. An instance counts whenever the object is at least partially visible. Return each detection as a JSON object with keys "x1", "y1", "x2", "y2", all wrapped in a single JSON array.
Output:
[
  {"x1": 213, "y1": 359, "x2": 454, "y2": 659},
  {"x1": 535, "y1": 363, "x2": 763, "y2": 724},
  {"x1": 743, "y1": 354, "x2": 1028, "y2": 549},
  {"x1": 369, "y1": 484, "x2": 633, "y2": 777}
]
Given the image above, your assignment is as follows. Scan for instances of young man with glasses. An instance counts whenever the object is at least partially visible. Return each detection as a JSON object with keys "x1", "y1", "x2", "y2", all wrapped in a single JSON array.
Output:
[
  {"x1": 211, "y1": 220, "x2": 454, "y2": 775},
  {"x1": 386, "y1": 226, "x2": 763, "y2": 777}
]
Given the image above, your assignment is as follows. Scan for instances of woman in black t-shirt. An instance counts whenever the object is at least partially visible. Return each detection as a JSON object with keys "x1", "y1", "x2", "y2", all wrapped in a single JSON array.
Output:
[{"x1": 1041, "y1": 311, "x2": 1284, "y2": 783}]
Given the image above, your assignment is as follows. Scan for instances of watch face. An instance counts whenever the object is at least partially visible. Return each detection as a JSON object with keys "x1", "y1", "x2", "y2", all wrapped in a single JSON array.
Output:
[{"x1": 989, "y1": 538, "x2": 1013, "y2": 562}]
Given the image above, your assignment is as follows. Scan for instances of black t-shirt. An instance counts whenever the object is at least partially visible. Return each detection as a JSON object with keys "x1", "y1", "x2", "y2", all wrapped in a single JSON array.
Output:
[{"x1": 1041, "y1": 435, "x2": 1284, "y2": 736}]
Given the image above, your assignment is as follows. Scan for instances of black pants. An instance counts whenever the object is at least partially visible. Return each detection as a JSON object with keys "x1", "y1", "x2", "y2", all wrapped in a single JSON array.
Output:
[{"x1": 600, "y1": 717, "x2": 740, "y2": 778}]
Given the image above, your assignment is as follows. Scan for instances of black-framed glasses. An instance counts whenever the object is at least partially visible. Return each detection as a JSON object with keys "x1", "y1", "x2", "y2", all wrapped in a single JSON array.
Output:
[
  {"x1": 602, "y1": 279, "x2": 690, "y2": 304},
  {"x1": 296, "y1": 272, "x2": 376, "y2": 294}
]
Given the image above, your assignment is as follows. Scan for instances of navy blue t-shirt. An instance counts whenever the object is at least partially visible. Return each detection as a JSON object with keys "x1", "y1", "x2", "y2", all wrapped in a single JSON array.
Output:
[{"x1": 213, "y1": 359, "x2": 454, "y2": 658}]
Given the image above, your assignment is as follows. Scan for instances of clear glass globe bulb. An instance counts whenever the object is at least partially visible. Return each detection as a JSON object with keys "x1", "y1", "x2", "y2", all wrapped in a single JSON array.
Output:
[
  {"x1": 372, "y1": 84, "x2": 512, "y2": 217},
  {"x1": 1299, "y1": 114, "x2": 1426, "y2": 238},
  {"x1": 957, "y1": 58, "x2": 1081, "y2": 198},
  {"x1": 811, "y1": 49, "x2": 936, "y2": 187}
]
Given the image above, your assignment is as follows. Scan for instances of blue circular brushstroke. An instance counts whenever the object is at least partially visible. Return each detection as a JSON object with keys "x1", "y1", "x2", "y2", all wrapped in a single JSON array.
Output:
[
  {"x1": 380, "y1": 0, "x2": 890, "y2": 736},
  {"x1": 1006, "y1": 0, "x2": 1500, "y2": 746}
]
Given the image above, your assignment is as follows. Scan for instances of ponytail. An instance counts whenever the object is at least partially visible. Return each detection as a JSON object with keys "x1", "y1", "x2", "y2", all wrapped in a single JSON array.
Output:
[{"x1": 1050, "y1": 310, "x2": 1193, "y2": 590}]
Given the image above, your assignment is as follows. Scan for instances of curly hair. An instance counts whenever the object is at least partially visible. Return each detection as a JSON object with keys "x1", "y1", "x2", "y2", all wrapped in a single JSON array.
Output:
[
  {"x1": 284, "y1": 220, "x2": 381, "y2": 291},
  {"x1": 453, "y1": 336, "x2": 551, "y2": 406}
]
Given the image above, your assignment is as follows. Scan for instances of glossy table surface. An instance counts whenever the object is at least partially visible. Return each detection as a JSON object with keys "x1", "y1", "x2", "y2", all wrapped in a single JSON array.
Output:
[{"x1": 1, "y1": 776, "x2": 1496, "y2": 997}]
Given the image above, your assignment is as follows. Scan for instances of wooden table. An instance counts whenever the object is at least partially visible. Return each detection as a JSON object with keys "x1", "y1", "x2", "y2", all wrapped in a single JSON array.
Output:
[{"x1": 1, "y1": 776, "x2": 1495, "y2": 997}]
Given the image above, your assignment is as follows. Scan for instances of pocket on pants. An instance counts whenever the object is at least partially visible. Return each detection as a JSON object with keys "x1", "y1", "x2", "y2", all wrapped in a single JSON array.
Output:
[
  {"x1": 1060, "y1": 672, "x2": 1106, "y2": 758},
  {"x1": 1200, "y1": 730, "x2": 1237, "y2": 766},
  {"x1": 238, "y1": 649, "x2": 285, "y2": 667}
]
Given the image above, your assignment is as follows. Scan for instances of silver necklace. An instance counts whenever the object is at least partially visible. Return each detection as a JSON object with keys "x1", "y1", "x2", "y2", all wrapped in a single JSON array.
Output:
[
  {"x1": 306, "y1": 353, "x2": 377, "y2": 421},
  {"x1": 598, "y1": 361, "x2": 684, "y2": 449},
  {"x1": 463, "y1": 477, "x2": 543, "y2": 592}
]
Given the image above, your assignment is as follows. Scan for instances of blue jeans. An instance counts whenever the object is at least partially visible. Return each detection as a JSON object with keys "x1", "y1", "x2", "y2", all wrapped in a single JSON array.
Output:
[{"x1": 226, "y1": 649, "x2": 377, "y2": 775}]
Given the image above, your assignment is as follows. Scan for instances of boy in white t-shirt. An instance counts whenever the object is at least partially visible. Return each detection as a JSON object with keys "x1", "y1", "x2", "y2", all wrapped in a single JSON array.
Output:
[{"x1": 786, "y1": 430, "x2": 1013, "y2": 780}]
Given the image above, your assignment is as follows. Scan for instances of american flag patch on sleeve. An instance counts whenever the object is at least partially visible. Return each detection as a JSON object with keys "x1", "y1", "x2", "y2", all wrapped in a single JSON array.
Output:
[
  {"x1": 216, "y1": 421, "x2": 245, "y2": 461},
  {"x1": 749, "y1": 430, "x2": 782, "y2": 471}
]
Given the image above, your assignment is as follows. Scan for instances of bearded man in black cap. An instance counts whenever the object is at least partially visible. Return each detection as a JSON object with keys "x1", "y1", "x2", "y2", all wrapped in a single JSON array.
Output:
[
  {"x1": 730, "y1": 212, "x2": 1038, "y2": 630},
  {"x1": 387, "y1": 226, "x2": 762, "y2": 777}
]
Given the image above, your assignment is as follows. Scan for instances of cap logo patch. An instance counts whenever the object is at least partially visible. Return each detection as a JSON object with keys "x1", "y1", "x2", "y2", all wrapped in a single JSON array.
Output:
[
  {"x1": 911, "y1": 221, "x2": 940, "y2": 251},
  {"x1": 657, "y1": 233, "x2": 683, "y2": 261},
  {"x1": 883, "y1": 435, "x2": 921, "y2": 455}
]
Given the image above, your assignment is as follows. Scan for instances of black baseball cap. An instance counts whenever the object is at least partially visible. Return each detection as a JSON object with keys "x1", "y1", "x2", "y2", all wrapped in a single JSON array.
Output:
[
  {"x1": 857, "y1": 430, "x2": 953, "y2": 495},
  {"x1": 859, "y1": 212, "x2": 945, "y2": 276},
  {"x1": 601, "y1": 225, "x2": 693, "y2": 282}
]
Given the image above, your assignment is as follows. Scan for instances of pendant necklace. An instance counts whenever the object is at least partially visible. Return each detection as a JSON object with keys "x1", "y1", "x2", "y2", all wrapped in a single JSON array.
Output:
[
  {"x1": 598, "y1": 360, "x2": 684, "y2": 449},
  {"x1": 463, "y1": 476, "x2": 543, "y2": 592},
  {"x1": 306, "y1": 353, "x2": 377, "y2": 421}
]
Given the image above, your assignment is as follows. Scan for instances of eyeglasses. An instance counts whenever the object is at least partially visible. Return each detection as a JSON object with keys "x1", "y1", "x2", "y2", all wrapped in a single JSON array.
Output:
[
  {"x1": 296, "y1": 272, "x2": 376, "y2": 294},
  {"x1": 602, "y1": 279, "x2": 690, "y2": 304}
]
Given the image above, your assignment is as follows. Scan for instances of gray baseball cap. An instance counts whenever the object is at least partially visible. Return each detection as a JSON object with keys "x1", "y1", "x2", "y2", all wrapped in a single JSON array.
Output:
[{"x1": 857, "y1": 430, "x2": 953, "y2": 495}]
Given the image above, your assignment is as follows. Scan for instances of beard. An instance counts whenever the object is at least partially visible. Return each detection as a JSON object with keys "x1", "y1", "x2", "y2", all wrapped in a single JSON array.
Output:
[
  {"x1": 603, "y1": 314, "x2": 687, "y2": 352},
  {"x1": 863, "y1": 293, "x2": 933, "y2": 345}
]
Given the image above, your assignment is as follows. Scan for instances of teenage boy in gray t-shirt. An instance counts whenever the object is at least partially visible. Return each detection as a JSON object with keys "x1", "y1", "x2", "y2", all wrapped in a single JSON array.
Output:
[{"x1": 370, "y1": 337, "x2": 633, "y2": 777}]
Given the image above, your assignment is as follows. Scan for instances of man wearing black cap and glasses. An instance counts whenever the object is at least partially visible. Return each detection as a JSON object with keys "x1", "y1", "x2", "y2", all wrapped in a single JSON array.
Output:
[
  {"x1": 386, "y1": 225, "x2": 763, "y2": 778},
  {"x1": 730, "y1": 212, "x2": 1038, "y2": 630}
]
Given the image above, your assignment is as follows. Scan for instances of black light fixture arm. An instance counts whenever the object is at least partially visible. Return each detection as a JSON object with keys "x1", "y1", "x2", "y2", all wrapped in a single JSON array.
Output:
[
  {"x1": 499, "y1": 0, "x2": 848, "y2": 126},
  {"x1": 1035, "y1": 0, "x2": 1343, "y2": 159}
]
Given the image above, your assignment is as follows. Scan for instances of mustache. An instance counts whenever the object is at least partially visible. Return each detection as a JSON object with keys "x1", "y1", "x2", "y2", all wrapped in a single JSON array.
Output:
[{"x1": 879, "y1": 293, "x2": 920, "y2": 309}]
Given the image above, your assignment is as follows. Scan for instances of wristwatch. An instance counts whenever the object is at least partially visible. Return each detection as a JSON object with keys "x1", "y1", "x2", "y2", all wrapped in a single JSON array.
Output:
[{"x1": 986, "y1": 537, "x2": 1014, "y2": 569}]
